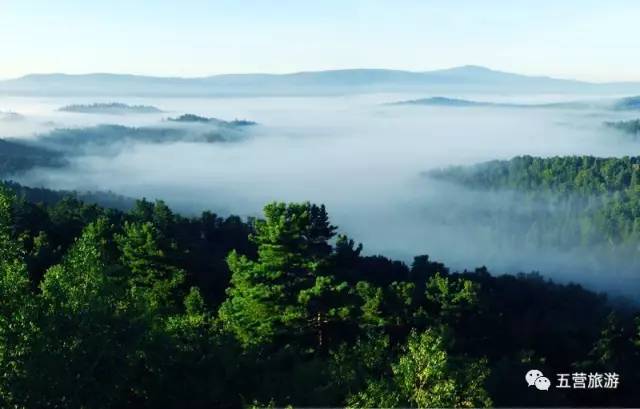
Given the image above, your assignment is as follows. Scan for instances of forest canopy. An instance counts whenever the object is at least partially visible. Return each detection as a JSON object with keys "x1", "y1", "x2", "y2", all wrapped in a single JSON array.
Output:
[
  {"x1": 0, "y1": 182, "x2": 638, "y2": 408},
  {"x1": 428, "y1": 156, "x2": 640, "y2": 278}
]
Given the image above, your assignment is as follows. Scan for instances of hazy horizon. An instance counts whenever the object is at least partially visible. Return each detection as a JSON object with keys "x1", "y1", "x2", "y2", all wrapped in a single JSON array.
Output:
[
  {"x1": 2, "y1": 0, "x2": 640, "y2": 82},
  {"x1": 4, "y1": 92, "x2": 640, "y2": 296},
  {"x1": 0, "y1": 65, "x2": 636, "y2": 84}
]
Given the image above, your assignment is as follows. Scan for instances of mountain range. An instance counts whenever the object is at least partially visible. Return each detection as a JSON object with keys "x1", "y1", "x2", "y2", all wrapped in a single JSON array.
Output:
[{"x1": 2, "y1": 65, "x2": 640, "y2": 96}]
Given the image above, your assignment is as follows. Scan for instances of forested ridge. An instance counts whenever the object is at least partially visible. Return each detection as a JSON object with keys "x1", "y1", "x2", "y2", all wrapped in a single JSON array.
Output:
[
  {"x1": 0, "y1": 117, "x2": 256, "y2": 179},
  {"x1": 0, "y1": 139, "x2": 65, "y2": 176},
  {"x1": 430, "y1": 155, "x2": 640, "y2": 193},
  {"x1": 0, "y1": 181, "x2": 639, "y2": 408},
  {"x1": 429, "y1": 156, "x2": 640, "y2": 269},
  {"x1": 167, "y1": 114, "x2": 257, "y2": 127}
]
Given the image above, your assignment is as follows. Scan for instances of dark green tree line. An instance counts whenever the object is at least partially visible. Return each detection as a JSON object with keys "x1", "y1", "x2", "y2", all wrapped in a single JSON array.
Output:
[{"x1": 0, "y1": 186, "x2": 638, "y2": 407}]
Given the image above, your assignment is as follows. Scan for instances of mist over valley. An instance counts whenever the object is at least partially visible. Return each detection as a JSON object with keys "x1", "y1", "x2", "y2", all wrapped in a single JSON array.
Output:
[
  {"x1": 5, "y1": 2, "x2": 640, "y2": 405},
  {"x1": 2, "y1": 85, "x2": 640, "y2": 297}
]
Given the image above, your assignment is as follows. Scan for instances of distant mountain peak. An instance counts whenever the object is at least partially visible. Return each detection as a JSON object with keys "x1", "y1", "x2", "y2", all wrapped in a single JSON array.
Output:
[{"x1": 448, "y1": 65, "x2": 496, "y2": 72}]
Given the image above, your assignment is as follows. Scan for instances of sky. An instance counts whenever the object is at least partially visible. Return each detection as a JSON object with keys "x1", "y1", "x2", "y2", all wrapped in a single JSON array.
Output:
[{"x1": 1, "y1": 0, "x2": 639, "y2": 82}]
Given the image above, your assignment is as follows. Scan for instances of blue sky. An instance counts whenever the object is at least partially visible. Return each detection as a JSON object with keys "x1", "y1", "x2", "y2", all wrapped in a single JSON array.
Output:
[{"x1": 1, "y1": 0, "x2": 639, "y2": 81}]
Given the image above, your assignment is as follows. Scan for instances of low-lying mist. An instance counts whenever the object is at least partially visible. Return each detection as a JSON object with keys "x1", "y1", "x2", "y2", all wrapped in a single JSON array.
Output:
[{"x1": 3, "y1": 93, "x2": 640, "y2": 296}]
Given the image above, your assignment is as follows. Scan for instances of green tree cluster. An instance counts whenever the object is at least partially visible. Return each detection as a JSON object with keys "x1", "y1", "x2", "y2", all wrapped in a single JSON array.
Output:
[{"x1": 0, "y1": 185, "x2": 638, "y2": 407}]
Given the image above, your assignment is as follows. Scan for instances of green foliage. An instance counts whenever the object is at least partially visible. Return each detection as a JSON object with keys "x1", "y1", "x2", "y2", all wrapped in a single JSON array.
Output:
[
  {"x1": 0, "y1": 192, "x2": 245, "y2": 408},
  {"x1": 152, "y1": 287, "x2": 236, "y2": 408},
  {"x1": 32, "y1": 219, "x2": 143, "y2": 407},
  {"x1": 430, "y1": 156, "x2": 640, "y2": 268},
  {"x1": 116, "y1": 220, "x2": 185, "y2": 311},
  {"x1": 0, "y1": 186, "x2": 637, "y2": 407},
  {"x1": 219, "y1": 202, "x2": 351, "y2": 349},
  {"x1": 0, "y1": 188, "x2": 39, "y2": 407},
  {"x1": 426, "y1": 272, "x2": 479, "y2": 325},
  {"x1": 348, "y1": 329, "x2": 492, "y2": 408},
  {"x1": 432, "y1": 155, "x2": 640, "y2": 194}
]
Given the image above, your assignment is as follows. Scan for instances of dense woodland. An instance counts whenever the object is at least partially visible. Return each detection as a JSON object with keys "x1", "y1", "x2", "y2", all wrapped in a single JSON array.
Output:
[
  {"x1": 430, "y1": 156, "x2": 640, "y2": 270},
  {"x1": 0, "y1": 180, "x2": 639, "y2": 408},
  {"x1": 430, "y1": 156, "x2": 640, "y2": 194}
]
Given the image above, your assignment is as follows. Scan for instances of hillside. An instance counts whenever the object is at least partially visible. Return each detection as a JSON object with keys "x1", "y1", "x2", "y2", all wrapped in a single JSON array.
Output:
[
  {"x1": 0, "y1": 184, "x2": 638, "y2": 407},
  {"x1": 427, "y1": 156, "x2": 640, "y2": 275},
  {"x1": 0, "y1": 139, "x2": 65, "y2": 176},
  {"x1": 391, "y1": 96, "x2": 632, "y2": 110},
  {"x1": 0, "y1": 116, "x2": 256, "y2": 177}
]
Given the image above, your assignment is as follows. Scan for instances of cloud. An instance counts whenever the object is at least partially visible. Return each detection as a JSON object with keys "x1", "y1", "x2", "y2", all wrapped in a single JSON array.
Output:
[{"x1": 7, "y1": 92, "x2": 640, "y2": 296}]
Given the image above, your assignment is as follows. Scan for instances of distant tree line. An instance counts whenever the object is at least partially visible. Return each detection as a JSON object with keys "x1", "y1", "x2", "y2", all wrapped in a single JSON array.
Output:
[
  {"x1": 0, "y1": 121, "x2": 252, "y2": 173},
  {"x1": 430, "y1": 156, "x2": 640, "y2": 266},
  {"x1": 167, "y1": 113, "x2": 256, "y2": 127},
  {"x1": 58, "y1": 102, "x2": 162, "y2": 114},
  {"x1": 0, "y1": 139, "x2": 65, "y2": 176}
]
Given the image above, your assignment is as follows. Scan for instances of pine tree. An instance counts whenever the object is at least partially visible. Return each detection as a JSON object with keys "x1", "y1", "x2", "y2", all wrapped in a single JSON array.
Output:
[
  {"x1": 115, "y1": 221, "x2": 185, "y2": 311},
  {"x1": 219, "y1": 202, "x2": 351, "y2": 349}
]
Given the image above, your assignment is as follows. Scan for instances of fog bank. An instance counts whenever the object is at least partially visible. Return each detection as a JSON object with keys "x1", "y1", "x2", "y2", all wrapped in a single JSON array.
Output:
[{"x1": 3, "y1": 93, "x2": 640, "y2": 296}]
